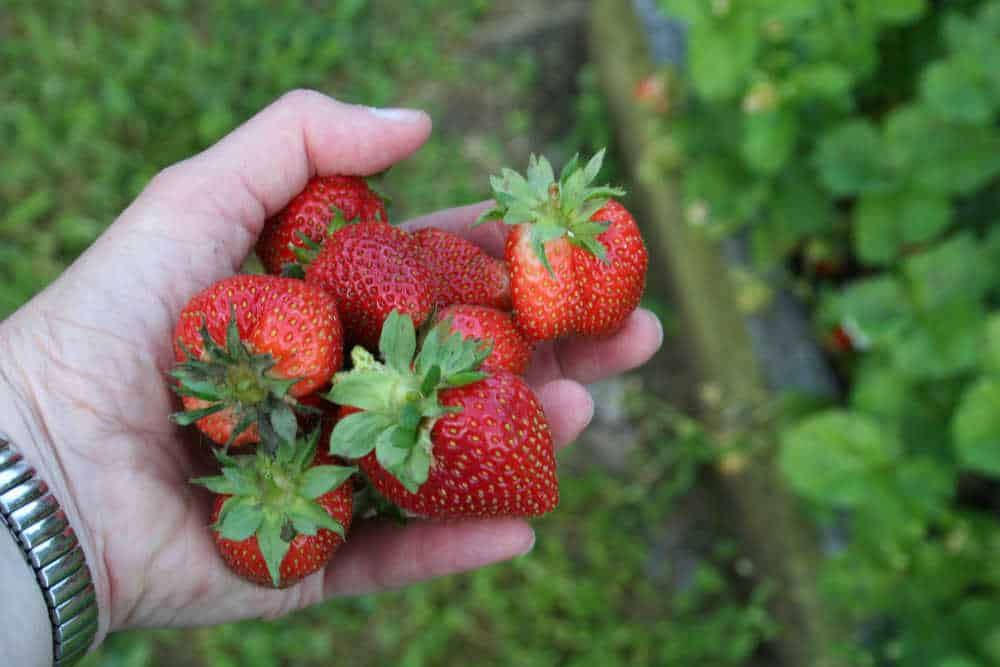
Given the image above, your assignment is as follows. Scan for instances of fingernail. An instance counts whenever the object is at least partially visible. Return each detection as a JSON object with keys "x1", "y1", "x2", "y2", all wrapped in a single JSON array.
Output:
[
  {"x1": 368, "y1": 106, "x2": 427, "y2": 122},
  {"x1": 645, "y1": 308, "x2": 665, "y2": 348},
  {"x1": 520, "y1": 528, "x2": 537, "y2": 555}
]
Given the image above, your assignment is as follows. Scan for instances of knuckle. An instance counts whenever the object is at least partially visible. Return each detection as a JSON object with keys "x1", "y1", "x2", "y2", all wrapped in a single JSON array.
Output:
[{"x1": 276, "y1": 88, "x2": 327, "y2": 113}]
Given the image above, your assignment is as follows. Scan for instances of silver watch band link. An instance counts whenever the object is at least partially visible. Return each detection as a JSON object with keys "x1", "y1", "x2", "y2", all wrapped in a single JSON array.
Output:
[{"x1": 0, "y1": 437, "x2": 98, "y2": 666}]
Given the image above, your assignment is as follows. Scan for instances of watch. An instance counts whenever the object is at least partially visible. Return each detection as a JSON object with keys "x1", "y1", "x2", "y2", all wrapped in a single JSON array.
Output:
[{"x1": 0, "y1": 436, "x2": 98, "y2": 666}]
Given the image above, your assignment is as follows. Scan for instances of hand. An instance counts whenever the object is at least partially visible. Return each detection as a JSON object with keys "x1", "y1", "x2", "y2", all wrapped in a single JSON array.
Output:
[{"x1": 0, "y1": 90, "x2": 662, "y2": 644}]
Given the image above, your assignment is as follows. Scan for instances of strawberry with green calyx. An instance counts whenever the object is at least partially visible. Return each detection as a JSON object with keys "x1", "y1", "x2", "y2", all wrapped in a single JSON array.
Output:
[
  {"x1": 305, "y1": 222, "x2": 435, "y2": 350},
  {"x1": 170, "y1": 275, "x2": 343, "y2": 451},
  {"x1": 434, "y1": 304, "x2": 532, "y2": 375},
  {"x1": 413, "y1": 227, "x2": 512, "y2": 311},
  {"x1": 196, "y1": 428, "x2": 356, "y2": 588},
  {"x1": 279, "y1": 210, "x2": 357, "y2": 280},
  {"x1": 478, "y1": 149, "x2": 648, "y2": 341},
  {"x1": 328, "y1": 310, "x2": 559, "y2": 518},
  {"x1": 256, "y1": 175, "x2": 388, "y2": 277}
]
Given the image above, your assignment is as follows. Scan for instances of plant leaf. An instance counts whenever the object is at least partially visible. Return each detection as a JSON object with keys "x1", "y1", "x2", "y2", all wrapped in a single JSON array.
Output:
[
  {"x1": 169, "y1": 403, "x2": 226, "y2": 426},
  {"x1": 216, "y1": 499, "x2": 264, "y2": 542},
  {"x1": 327, "y1": 372, "x2": 397, "y2": 412},
  {"x1": 300, "y1": 465, "x2": 356, "y2": 499},
  {"x1": 190, "y1": 473, "x2": 246, "y2": 496},
  {"x1": 269, "y1": 402, "x2": 298, "y2": 446},
  {"x1": 288, "y1": 499, "x2": 346, "y2": 538},
  {"x1": 380, "y1": 310, "x2": 417, "y2": 373},
  {"x1": 256, "y1": 515, "x2": 291, "y2": 587},
  {"x1": 330, "y1": 411, "x2": 393, "y2": 458}
]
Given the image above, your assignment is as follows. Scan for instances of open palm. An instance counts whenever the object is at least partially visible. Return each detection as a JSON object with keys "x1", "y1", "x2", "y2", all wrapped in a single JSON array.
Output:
[{"x1": 0, "y1": 91, "x2": 662, "y2": 646}]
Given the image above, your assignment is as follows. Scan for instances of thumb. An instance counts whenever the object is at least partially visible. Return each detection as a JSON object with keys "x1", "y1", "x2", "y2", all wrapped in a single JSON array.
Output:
[
  {"x1": 128, "y1": 89, "x2": 432, "y2": 270},
  {"x1": 14, "y1": 90, "x2": 430, "y2": 349}
]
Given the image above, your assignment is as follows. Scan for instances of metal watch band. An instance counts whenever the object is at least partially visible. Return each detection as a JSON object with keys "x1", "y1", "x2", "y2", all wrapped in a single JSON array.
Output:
[{"x1": 0, "y1": 437, "x2": 98, "y2": 666}]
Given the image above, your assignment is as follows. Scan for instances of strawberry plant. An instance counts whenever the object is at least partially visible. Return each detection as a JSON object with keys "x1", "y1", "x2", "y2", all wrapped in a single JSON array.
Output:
[{"x1": 656, "y1": 0, "x2": 1000, "y2": 662}]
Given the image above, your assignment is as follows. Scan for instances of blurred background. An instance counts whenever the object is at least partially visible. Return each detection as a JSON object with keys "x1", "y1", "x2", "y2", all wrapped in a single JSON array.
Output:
[{"x1": 4, "y1": 1, "x2": 1000, "y2": 665}]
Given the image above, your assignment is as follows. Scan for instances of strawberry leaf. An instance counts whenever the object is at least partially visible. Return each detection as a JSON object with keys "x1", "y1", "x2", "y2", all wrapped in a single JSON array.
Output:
[
  {"x1": 281, "y1": 262, "x2": 307, "y2": 279},
  {"x1": 292, "y1": 427, "x2": 321, "y2": 470},
  {"x1": 527, "y1": 154, "x2": 555, "y2": 191},
  {"x1": 420, "y1": 365, "x2": 442, "y2": 396},
  {"x1": 328, "y1": 372, "x2": 397, "y2": 412},
  {"x1": 399, "y1": 402, "x2": 422, "y2": 431},
  {"x1": 225, "y1": 413, "x2": 256, "y2": 449},
  {"x1": 376, "y1": 427, "x2": 412, "y2": 468},
  {"x1": 257, "y1": 515, "x2": 291, "y2": 587},
  {"x1": 559, "y1": 153, "x2": 581, "y2": 185},
  {"x1": 288, "y1": 499, "x2": 346, "y2": 538},
  {"x1": 169, "y1": 403, "x2": 226, "y2": 426},
  {"x1": 269, "y1": 402, "x2": 298, "y2": 446},
  {"x1": 198, "y1": 321, "x2": 226, "y2": 361},
  {"x1": 582, "y1": 148, "x2": 606, "y2": 185},
  {"x1": 221, "y1": 463, "x2": 259, "y2": 493},
  {"x1": 190, "y1": 473, "x2": 248, "y2": 496},
  {"x1": 394, "y1": 431, "x2": 432, "y2": 494},
  {"x1": 171, "y1": 377, "x2": 224, "y2": 401},
  {"x1": 300, "y1": 465, "x2": 355, "y2": 499},
  {"x1": 217, "y1": 499, "x2": 264, "y2": 542},
  {"x1": 473, "y1": 205, "x2": 506, "y2": 227},
  {"x1": 225, "y1": 307, "x2": 241, "y2": 357},
  {"x1": 268, "y1": 377, "x2": 300, "y2": 399},
  {"x1": 445, "y1": 371, "x2": 488, "y2": 387},
  {"x1": 330, "y1": 411, "x2": 393, "y2": 458},
  {"x1": 578, "y1": 236, "x2": 609, "y2": 262},
  {"x1": 380, "y1": 310, "x2": 416, "y2": 374}
]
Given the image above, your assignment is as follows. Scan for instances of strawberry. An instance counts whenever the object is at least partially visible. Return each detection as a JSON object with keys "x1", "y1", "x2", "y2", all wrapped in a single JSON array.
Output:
[
  {"x1": 196, "y1": 429, "x2": 355, "y2": 588},
  {"x1": 304, "y1": 221, "x2": 435, "y2": 350},
  {"x1": 478, "y1": 149, "x2": 648, "y2": 341},
  {"x1": 170, "y1": 274, "x2": 343, "y2": 450},
  {"x1": 413, "y1": 227, "x2": 512, "y2": 310},
  {"x1": 328, "y1": 311, "x2": 558, "y2": 518},
  {"x1": 256, "y1": 175, "x2": 388, "y2": 277},
  {"x1": 435, "y1": 304, "x2": 532, "y2": 375}
]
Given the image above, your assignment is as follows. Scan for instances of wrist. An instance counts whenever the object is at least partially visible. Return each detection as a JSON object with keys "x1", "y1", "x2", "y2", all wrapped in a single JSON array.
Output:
[
  {"x1": 0, "y1": 320, "x2": 109, "y2": 655},
  {"x1": 0, "y1": 516, "x2": 53, "y2": 666}
]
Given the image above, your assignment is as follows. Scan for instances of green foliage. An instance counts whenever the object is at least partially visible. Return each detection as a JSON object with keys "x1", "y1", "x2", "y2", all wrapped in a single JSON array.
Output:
[
  {"x1": 0, "y1": 0, "x2": 492, "y2": 318},
  {"x1": 658, "y1": 0, "x2": 1000, "y2": 662}
]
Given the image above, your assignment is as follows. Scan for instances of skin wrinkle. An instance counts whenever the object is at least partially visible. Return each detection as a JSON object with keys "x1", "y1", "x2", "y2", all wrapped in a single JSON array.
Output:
[
  {"x1": 118, "y1": 488, "x2": 199, "y2": 629},
  {"x1": 0, "y1": 324, "x2": 113, "y2": 644}
]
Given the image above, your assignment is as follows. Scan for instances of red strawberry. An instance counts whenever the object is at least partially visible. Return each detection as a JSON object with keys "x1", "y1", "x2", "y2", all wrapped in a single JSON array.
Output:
[
  {"x1": 304, "y1": 221, "x2": 434, "y2": 350},
  {"x1": 435, "y1": 304, "x2": 532, "y2": 375},
  {"x1": 328, "y1": 311, "x2": 558, "y2": 518},
  {"x1": 479, "y1": 150, "x2": 648, "y2": 341},
  {"x1": 413, "y1": 227, "x2": 512, "y2": 310},
  {"x1": 256, "y1": 175, "x2": 388, "y2": 277},
  {"x1": 198, "y1": 430, "x2": 355, "y2": 588},
  {"x1": 170, "y1": 274, "x2": 343, "y2": 449}
]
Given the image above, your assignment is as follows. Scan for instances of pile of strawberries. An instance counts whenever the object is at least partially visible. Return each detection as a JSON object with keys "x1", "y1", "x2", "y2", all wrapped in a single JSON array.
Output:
[{"x1": 168, "y1": 150, "x2": 648, "y2": 587}]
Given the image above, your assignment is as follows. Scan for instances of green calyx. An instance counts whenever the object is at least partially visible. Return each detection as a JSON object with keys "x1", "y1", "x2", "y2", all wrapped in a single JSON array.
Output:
[
  {"x1": 475, "y1": 148, "x2": 626, "y2": 274},
  {"x1": 280, "y1": 209, "x2": 359, "y2": 279},
  {"x1": 169, "y1": 310, "x2": 309, "y2": 453},
  {"x1": 193, "y1": 427, "x2": 356, "y2": 587},
  {"x1": 326, "y1": 310, "x2": 493, "y2": 494}
]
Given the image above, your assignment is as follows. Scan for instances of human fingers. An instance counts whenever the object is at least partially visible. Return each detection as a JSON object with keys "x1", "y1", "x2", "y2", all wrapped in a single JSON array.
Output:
[
  {"x1": 323, "y1": 517, "x2": 534, "y2": 597},
  {"x1": 525, "y1": 309, "x2": 663, "y2": 387},
  {"x1": 536, "y1": 379, "x2": 594, "y2": 450},
  {"x1": 138, "y1": 89, "x2": 432, "y2": 269}
]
